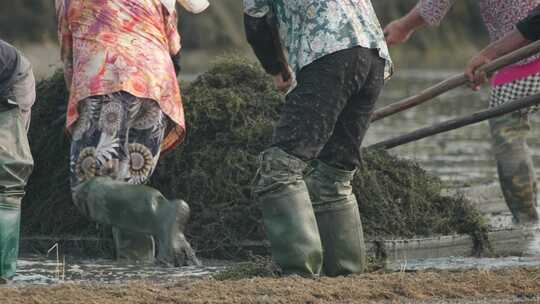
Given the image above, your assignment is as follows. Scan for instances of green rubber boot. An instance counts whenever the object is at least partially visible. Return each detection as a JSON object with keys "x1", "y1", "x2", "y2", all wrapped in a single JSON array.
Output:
[
  {"x1": 0, "y1": 197, "x2": 21, "y2": 281},
  {"x1": 0, "y1": 107, "x2": 34, "y2": 282},
  {"x1": 72, "y1": 177, "x2": 200, "y2": 266},
  {"x1": 253, "y1": 148, "x2": 323, "y2": 277},
  {"x1": 305, "y1": 160, "x2": 366, "y2": 277}
]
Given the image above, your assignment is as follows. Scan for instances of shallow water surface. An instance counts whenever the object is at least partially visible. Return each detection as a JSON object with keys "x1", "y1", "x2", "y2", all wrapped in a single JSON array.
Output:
[
  {"x1": 388, "y1": 256, "x2": 540, "y2": 272},
  {"x1": 11, "y1": 257, "x2": 228, "y2": 285}
]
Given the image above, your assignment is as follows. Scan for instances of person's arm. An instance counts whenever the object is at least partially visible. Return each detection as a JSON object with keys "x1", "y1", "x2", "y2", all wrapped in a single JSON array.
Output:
[
  {"x1": 244, "y1": 15, "x2": 284, "y2": 77},
  {"x1": 56, "y1": 0, "x2": 74, "y2": 90},
  {"x1": 384, "y1": 0, "x2": 455, "y2": 47},
  {"x1": 465, "y1": 30, "x2": 530, "y2": 89},
  {"x1": 465, "y1": 5, "x2": 540, "y2": 88},
  {"x1": 244, "y1": 14, "x2": 292, "y2": 92},
  {"x1": 243, "y1": 0, "x2": 292, "y2": 92}
]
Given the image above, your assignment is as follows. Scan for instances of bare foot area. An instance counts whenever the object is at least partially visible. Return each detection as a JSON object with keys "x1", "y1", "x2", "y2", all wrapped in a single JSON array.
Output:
[{"x1": 2, "y1": 267, "x2": 540, "y2": 304}]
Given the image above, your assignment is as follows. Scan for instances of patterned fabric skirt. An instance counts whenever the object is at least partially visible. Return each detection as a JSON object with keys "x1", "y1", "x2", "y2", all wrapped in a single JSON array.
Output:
[
  {"x1": 490, "y1": 72, "x2": 540, "y2": 113},
  {"x1": 69, "y1": 92, "x2": 167, "y2": 188}
]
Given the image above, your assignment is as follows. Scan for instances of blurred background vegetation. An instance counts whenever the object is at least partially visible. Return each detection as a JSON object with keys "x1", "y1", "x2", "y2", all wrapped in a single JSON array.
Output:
[{"x1": 0, "y1": 0, "x2": 487, "y2": 77}]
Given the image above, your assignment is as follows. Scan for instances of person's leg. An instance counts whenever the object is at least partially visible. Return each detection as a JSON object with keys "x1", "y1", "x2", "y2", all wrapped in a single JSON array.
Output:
[
  {"x1": 489, "y1": 76, "x2": 540, "y2": 225},
  {"x1": 0, "y1": 106, "x2": 33, "y2": 282},
  {"x1": 253, "y1": 47, "x2": 370, "y2": 276},
  {"x1": 0, "y1": 57, "x2": 35, "y2": 282},
  {"x1": 305, "y1": 48, "x2": 385, "y2": 276},
  {"x1": 70, "y1": 93, "x2": 198, "y2": 266},
  {"x1": 489, "y1": 112, "x2": 538, "y2": 224}
]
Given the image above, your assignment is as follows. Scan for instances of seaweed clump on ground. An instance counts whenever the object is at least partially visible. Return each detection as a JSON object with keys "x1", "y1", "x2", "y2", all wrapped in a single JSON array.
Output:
[
  {"x1": 23, "y1": 71, "x2": 105, "y2": 238},
  {"x1": 23, "y1": 56, "x2": 488, "y2": 259}
]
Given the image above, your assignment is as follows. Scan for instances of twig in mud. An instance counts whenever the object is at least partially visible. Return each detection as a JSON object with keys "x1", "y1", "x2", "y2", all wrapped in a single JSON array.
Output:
[{"x1": 47, "y1": 243, "x2": 65, "y2": 281}]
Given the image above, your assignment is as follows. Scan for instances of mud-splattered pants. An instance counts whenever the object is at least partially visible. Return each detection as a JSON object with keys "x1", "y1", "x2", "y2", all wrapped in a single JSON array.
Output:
[
  {"x1": 273, "y1": 46, "x2": 385, "y2": 169},
  {"x1": 489, "y1": 73, "x2": 540, "y2": 224}
]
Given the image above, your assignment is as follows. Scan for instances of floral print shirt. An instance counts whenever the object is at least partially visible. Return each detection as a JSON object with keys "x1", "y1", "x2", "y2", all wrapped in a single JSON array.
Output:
[
  {"x1": 243, "y1": 0, "x2": 393, "y2": 80},
  {"x1": 56, "y1": 0, "x2": 185, "y2": 151},
  {"x1": 419, "y1": 0, "x2": 540, "y2": 41}
]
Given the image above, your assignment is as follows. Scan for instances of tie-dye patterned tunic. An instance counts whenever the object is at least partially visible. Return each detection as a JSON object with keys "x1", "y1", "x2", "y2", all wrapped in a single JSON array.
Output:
[{"x1": 56, "y1": 0, "x2": 184, "y2": 151}]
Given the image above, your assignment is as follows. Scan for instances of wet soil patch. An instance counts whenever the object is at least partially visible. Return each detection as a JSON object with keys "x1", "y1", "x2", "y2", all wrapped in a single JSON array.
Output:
[{"x1": 3, "y1": 268, "x2": 540, "y2": 304}]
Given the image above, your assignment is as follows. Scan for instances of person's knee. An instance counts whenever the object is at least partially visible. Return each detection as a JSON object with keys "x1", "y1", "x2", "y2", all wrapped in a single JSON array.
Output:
[
  {"x1": 489, "y1": 113, "x2": 530, "y2": 150},
  {"x1": 0, "y1": 159, "x2": 33, "y2": 198},
  {"x1": 253, "y1": 147, "x2": 307, "y2": 193}
]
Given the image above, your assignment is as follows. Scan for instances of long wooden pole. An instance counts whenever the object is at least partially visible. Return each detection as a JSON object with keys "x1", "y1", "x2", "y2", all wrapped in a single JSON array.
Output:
[
  {"x1": 370, "y1": 40, "x2": 540, "y2": 122},
  {"x1": 368, "y1": 93, "x2": 540, "y2": 150}
]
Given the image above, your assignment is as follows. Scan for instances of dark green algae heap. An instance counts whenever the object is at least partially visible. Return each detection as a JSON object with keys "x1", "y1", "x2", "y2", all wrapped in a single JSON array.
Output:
[{"x1": 23, "y1": 57, "x2": 488, "y2": 259}]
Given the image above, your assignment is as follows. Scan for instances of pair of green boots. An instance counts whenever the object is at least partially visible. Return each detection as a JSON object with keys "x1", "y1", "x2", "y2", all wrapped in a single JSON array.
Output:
[{"x1": 254, "y1": 148, "x2": 365, "y2": 277}]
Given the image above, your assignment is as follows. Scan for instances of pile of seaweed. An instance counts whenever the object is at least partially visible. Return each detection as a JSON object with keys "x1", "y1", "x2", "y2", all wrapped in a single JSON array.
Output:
[{"x1": 23, "y1": 57, "x2": 488, "y2": 259}]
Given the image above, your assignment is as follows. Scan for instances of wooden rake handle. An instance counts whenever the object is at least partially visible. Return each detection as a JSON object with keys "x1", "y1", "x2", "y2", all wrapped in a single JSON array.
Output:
[{"x1": 369, "y1": 92, "x2": 540, "y2": 150}]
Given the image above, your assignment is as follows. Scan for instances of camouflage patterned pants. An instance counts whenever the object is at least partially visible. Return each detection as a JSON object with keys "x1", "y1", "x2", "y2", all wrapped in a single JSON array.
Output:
[
  {"x1": 273, "y1": 47, "x2": 385, "y2": 170},
  {"x1": 489, "y1": 73, "x2": 540, "y2": 224}
]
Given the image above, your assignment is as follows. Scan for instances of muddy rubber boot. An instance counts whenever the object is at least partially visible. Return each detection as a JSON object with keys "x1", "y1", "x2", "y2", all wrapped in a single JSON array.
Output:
[
  {"x1": 305, "y1": 160, "x2": 366, "y2": 276},
  {"x1": 112, "y1": 228, "x2": 155, "y2": 263},
  {"x1": 72, "y1": 177, "x2": 200, "y2": 266},
  {"x1": 0, "y1": 107, "x2": 34, "y2": 282},
  {"x1": 253, "y1": 148, "x2": 323, "y2": 277},
  {"x1": 0, "y1": 197, "x2": 21, "y2": 281}
]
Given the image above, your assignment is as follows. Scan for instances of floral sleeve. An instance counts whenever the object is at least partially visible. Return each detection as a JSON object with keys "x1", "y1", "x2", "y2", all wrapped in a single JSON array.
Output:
[
  {"x1": 165, "y1": 8, "x2": 181, "y2": 56},
  {"x1": 417, "y1": 0, "x2": 456, "y2": 26},
  {"x1": 243, "y1": 0, "x2": 270, "y2": 18},
  {"x1": 56, "y1": 0, "x2": 74, "y2": 90}
]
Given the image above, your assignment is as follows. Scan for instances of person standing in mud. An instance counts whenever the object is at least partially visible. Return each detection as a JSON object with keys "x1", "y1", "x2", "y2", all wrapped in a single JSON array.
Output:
[
  {"x1": 0, "y1": 39, "x2": 36, "y2": 283},
  {"x1": 244, "y1": 1, "x2": 392, "y2": 276},
  {"x1": 384, "y1": 0, "x2": 540, "y2": 226},
  {"x1": 55, "y1": 0, "x2": 199, "y2": 266}
]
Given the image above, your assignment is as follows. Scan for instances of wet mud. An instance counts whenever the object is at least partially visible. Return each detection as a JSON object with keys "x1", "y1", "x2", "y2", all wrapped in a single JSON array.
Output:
[{"x1": 3, "y1": 267, "x2": 540, "y2": 304}]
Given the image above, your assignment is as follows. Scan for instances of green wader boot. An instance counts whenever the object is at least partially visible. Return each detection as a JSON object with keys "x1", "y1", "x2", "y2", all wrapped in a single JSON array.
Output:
[
  {"x1": 0, "y1": 197, "x2": 21, "y2": 282},
  {"x1": 253, "y1": 147, "x2": 323, "y2": 276},
  {"x1": 305, "y1": 160, "x2": 366, "y2": 276},
  {"x1": 0, "y1": 107, "x2": 34, "y2": 282},
  {"x1": 72, "y1": 177, "x2": 200, "y2": 266}
]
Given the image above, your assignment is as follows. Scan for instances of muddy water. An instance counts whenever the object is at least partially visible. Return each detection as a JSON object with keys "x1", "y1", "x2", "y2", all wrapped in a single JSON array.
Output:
[
  {"x1": 12, "y1": 258, "x2": 228, "y2": 285},
  {"x1": 367, "y1": 71, "x2": 494, "y2": 186}
]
